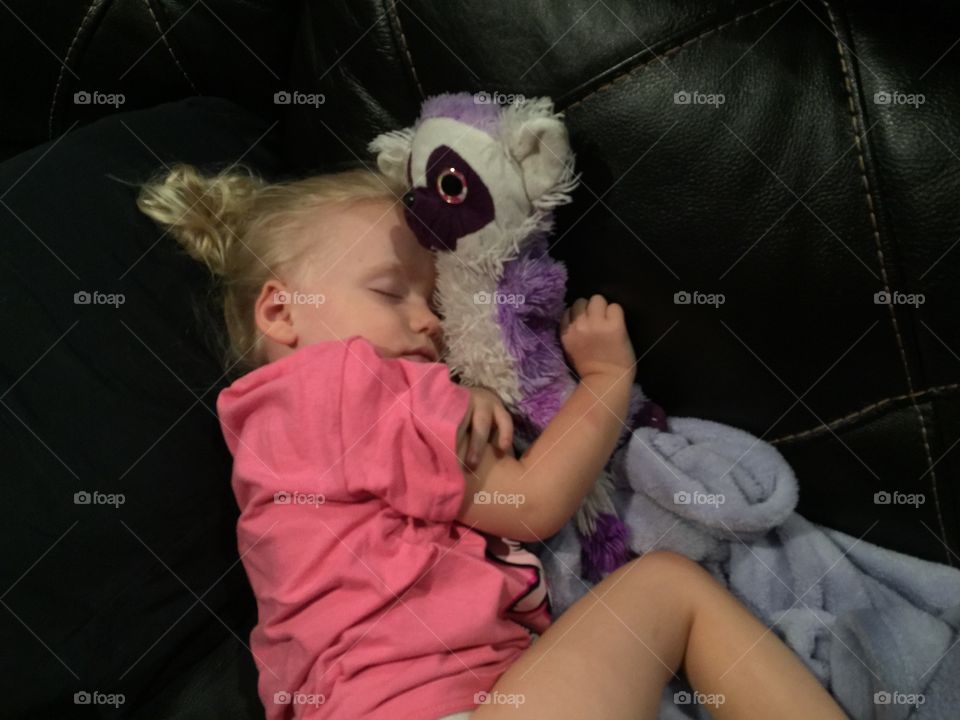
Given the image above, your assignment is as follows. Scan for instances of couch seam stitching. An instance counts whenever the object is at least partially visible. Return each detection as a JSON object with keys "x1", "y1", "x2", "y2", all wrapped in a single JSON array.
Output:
[
  {"x1": 48, "y1": 0, "x2": 105, "y2": 139},
  {"x1": 562, "y1": 0, "x2": 791, "y2": 112},
  {"x1": 387, "y1": 0, "x2": 425, "y2": 101},
  {"x1": 821, "y1": 0, "x2": 950, "y2": 565},
  {"x1": 770, "y1": 382, "x2": 960, "y2": 444},
  {"x1": 141, "y1": 0, "x2": 200, "y2": 95}
]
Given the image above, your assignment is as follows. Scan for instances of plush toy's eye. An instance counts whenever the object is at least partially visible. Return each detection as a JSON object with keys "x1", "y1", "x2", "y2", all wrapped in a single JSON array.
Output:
[{"x1": 436, "y1": 167, "x2": 468, "y2": 204}]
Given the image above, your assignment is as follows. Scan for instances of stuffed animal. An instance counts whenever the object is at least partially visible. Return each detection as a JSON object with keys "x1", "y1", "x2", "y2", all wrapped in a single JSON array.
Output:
[{"x1": 368, "y1": 92, "x2": 665, "y2": 582}]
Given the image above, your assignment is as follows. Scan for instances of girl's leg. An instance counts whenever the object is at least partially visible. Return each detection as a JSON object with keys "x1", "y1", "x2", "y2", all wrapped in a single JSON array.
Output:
[{"x1": 471, "y1": 550, "x2": 846, "y2": 720}]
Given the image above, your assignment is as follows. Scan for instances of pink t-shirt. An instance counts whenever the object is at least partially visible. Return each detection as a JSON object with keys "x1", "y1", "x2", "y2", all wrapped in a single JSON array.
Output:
[{"x1": 216, "y1": 335, "x2": 550, "y2": 720}]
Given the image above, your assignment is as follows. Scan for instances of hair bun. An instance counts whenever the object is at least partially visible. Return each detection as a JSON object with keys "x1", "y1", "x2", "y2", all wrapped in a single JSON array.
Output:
[{"x1": 136, "y1": 163, "x2": 263, "y2": 276}]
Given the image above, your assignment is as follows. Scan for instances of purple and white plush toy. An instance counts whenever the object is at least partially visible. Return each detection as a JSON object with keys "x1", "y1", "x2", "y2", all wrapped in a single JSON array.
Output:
[{"x1": 369, "y1": 92, "x2": 665, "y2": 582}]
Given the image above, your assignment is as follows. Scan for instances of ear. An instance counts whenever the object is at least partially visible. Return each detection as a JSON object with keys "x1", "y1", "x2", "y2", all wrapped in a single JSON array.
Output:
[
  {"x1": 505, "y1": 116, "x2": 572, "y2": 201},
  {"x1": 368, "y1": 126, "x2": 415, "y2": 188},
  {"x1": 254, "y1": 279, "x2": 298, "y2": 348}
]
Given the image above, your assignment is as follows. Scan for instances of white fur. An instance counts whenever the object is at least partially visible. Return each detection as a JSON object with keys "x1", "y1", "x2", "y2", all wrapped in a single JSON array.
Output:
[
  {"x1": 435, "y1": 251, "x2": 522, "y2": 406},
  {"x1": 367, "y1": 126, "x2": 416, "y2": 187}
]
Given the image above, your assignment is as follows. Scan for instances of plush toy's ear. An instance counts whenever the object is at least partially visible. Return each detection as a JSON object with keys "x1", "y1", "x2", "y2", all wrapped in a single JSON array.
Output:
[
  {"x1": 502, "y1": 98, "x2": 578, "y2": 208},
  {"x1": 367, "y1": 126, "x2": 414, "y2": 188}
]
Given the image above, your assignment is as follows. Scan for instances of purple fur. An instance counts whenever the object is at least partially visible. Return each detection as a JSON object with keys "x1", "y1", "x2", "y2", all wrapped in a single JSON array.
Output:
[
  {"x1": 580, "y1": 513, "x2": 631, "y2": 583},
  {"x1": 497, "y1": 229, "x2": 573, "y2": 432},
  {"x1": 495, "y1": 228, "x2": 637, "y2": 581},
  {"x1": 420, "y1": 93, "x2": 502, "y2": 135}
]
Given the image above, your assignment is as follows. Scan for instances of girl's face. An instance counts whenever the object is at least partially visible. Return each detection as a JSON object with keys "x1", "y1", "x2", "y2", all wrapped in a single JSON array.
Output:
[{"x1": 254, "y1": 198, "x2": 444, "y2": 364}]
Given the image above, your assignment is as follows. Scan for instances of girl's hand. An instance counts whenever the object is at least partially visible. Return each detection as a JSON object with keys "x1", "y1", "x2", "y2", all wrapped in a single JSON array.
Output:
[{"x1": 458, "y1": 386, "x2": 514, "y2": 469}]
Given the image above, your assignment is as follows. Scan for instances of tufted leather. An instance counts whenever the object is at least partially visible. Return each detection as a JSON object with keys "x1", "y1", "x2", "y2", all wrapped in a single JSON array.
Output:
[
  {"x1": 283, "y1": 0, "x2": 960, "y2": 568},
  {"x1": 0, "y1": 0, "x2": 296, "y2": 161}
]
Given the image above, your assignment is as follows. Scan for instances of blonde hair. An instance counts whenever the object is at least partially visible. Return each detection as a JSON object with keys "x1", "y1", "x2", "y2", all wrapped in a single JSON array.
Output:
[{"x1": 137, "y1": 162, "x2": 405, "y2": 374}]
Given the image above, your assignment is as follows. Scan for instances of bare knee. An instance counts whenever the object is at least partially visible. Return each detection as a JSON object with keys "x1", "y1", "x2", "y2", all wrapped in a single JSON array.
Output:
[
  {"x1": 629, "y1": 549, "x2": 707, "y2": 580},
  {"x1": 610, "y1": 551, "x2": 715, "y2": 611}
]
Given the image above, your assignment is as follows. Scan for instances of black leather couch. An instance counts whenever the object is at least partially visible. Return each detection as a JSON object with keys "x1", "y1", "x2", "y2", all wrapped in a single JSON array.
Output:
[{"x1": 2, "y1": 1, "x2": 958, "y2": 717}]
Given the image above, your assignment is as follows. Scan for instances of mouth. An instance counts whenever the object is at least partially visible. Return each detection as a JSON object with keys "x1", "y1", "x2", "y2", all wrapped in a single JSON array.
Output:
[{"x1": 400, "y1": 348, "x2": 439, "y2": 363}]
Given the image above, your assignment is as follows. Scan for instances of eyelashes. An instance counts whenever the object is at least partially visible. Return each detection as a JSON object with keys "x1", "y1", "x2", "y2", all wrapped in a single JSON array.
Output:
[
  {"x1": 370, "y1": 286, "x2": 440, "y2": 316},
  {"x1": 372, "y1": 288, "x2": 404, "y2": 301}
]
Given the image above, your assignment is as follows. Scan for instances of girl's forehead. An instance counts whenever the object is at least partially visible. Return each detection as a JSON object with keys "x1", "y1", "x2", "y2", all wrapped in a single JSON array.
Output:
[{"x1": 342, "y1": 214, "x2": 436, "y2": 285}]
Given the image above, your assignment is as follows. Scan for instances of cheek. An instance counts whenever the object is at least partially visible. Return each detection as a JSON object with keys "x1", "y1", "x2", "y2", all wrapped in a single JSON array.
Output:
[
  {"x1": 339, "y1": 293, "x2": 406, "y2": 338},
  {"x1": 290, "y1": 302, "x2": 336, "y2": 344}
]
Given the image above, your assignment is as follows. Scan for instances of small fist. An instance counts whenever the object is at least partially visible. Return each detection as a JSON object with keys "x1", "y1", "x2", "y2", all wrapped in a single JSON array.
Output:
[{"x1": 560, "y1": 294, "x2": 636, "y2": 381}]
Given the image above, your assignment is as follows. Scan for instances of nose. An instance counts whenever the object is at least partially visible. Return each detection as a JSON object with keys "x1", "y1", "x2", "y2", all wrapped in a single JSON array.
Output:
[
  {"x1": 402, "y1": 191, "x2": 416, "y2": 208},
  {"x1": 414, "y1": 306, "x2": 442, "y2": 343}
]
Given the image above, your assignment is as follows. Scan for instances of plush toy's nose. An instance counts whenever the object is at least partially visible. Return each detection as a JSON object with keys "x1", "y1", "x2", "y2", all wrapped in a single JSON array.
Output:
[{"x1": 402, "y1": 191, "x2": 416, "y2": 208}]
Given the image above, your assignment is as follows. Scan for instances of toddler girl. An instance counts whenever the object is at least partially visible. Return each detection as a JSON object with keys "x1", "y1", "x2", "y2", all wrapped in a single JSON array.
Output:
[{"x1": 138, "y1": 163, "x2": 846, "y2": 720}]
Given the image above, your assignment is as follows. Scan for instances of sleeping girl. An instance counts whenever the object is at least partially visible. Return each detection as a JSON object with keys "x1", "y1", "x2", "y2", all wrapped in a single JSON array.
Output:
[{"x1": 138, "y1": 163, "x2": 846, "y2": 720}]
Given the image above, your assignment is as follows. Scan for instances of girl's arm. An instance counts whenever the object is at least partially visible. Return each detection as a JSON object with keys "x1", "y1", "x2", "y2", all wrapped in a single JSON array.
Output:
[
  {"x1": 456, "y1": 367, "x2": 633, "y2": 541},
  {"x1": 456, "y1": 295, "x2": 635, "y2": 542}
]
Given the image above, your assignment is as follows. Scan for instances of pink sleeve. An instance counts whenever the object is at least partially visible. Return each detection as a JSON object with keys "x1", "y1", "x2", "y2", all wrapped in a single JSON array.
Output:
[{"x1": 338, "y1": 337, "x2": 472, "y2": 522}]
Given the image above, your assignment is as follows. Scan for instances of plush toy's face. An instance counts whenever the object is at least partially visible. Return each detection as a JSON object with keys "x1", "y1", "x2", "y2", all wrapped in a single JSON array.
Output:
[
  {"x1": 401, "y1": 143, "x2": 493, "y2": 252},
  {"x1": 401, "y1": 117, "x2": 531, "y2": 255},
  {"x1": 369, "y1": 95, "x2": 576, "y2": 266}
]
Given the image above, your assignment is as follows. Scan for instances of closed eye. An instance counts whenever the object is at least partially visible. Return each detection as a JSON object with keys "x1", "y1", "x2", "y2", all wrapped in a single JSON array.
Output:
[{"x1": 372, "y1": 288, "x2": 404, "y2": 300}]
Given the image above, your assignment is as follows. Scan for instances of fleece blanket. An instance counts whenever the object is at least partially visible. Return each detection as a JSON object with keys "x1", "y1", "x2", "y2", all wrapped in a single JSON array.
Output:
[{"x1": 536, "y1": 417, "x2": 960, "y2": 720}]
